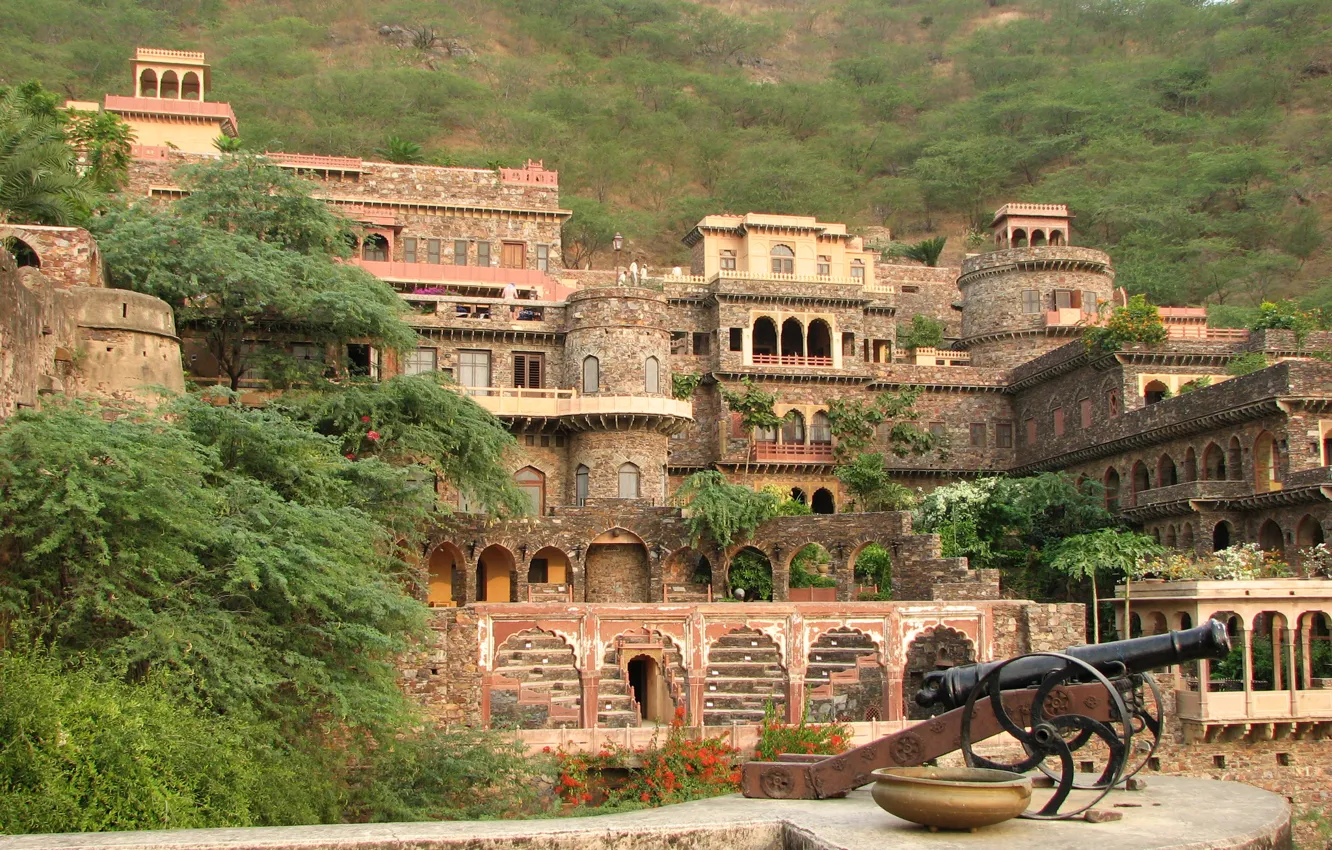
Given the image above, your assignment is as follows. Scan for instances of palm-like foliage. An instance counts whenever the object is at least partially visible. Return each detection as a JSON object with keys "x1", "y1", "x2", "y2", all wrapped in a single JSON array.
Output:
[
  {"x1": 901, "y1": 236, "x2": 947, "y2": 267},
  {"x1": 0, "y1": 88, "x2": 92, "y2": 225},
  {"x1": 375, "y1": 136, "x2": 424, "y2": 164}
]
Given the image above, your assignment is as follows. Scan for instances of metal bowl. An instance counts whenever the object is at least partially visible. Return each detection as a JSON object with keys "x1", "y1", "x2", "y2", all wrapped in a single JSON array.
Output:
[{"x1": 870, "y1": 767, "x2": 1032, "y2": 832}]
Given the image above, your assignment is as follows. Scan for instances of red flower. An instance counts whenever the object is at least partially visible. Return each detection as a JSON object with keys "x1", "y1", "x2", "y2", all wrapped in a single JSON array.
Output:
[
  {"x1": 360, "y1": 415, "x2": 371, "y2": 423},
  {"x1": 542, "y1": 746, "x2": 552, "y2": 754},
  {"x1": 640, "y1": 792, "x2": 651, "y2": 802},
  {"x1": 581, "y1": 793, "x2": 593, "y2": 803},
  {"x1": 366, "y1": 430, "x2": 381, "y2": 441},
  {"x1": 344, "y1": 453, "x2": 356, "y2": 460}
]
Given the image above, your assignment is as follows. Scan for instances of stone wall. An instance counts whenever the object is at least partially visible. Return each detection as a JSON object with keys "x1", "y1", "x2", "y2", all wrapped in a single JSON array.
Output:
[
  {"x1": 1, "y1": 224, "x2": 102, "y2": 288},
  {"x1": 0, "y1": 259, "x2": 52, "y2": 418}
]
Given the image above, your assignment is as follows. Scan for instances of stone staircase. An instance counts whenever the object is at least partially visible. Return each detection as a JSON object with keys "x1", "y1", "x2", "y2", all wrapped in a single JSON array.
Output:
[
  {"x1": 490, "y1": 630, "x2": 581, "y2": 729},
  {"x1": 805, "y1": 628, "x2": 884, "y2": 722},
  {"x1": 702, "y1": 627, "x2": 786, "y2": 726},
  {"x1": 596, "y1": 631, "x2": 687, "y2": 727}
]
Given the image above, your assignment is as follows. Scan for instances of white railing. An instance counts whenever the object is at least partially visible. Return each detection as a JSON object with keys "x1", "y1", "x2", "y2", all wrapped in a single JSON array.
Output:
[{"x1": 710, "y1": 270, "x2": 864, "y2": 286}]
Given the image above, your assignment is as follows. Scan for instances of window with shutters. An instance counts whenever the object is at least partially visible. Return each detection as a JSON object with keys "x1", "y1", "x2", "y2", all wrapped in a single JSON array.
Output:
[
  {"x1": 477, "y1": 242, "x2": 491, "y2": 267},
  {"x1": 810, "y1": 411, "x2": 832, "y2": 444},
  {"x1": 720, "y1": 249, "x2": 736, "y2": 271},
  {"x1": 851, "y1": 259, "x2": 865, "y2": 280},
  {"x1": 452, "y1": 240, "x2": 466, "y2": 265},
  {"x1": 618, "y1": 463, "x2": 640, "y2": 498},
  {"x1": 1021, "y1": 290, "x2": 1041, "y2": 314},
  {"x1": 403, "y1": 237, "x2": 418, "y2": 264},
  {"x1": 817, "y1": 255, "x2": 831, "y2": 276},
  {"x1": 427, "y1": 239, "x2": 441, "y2": 264},
  {"x1": 1054, "y1": 289, "x2": 1080, "y2": 310},
  {"x1": 970, "y1": 423, "x2": 986, "y2": 447},
  {"x1": 501, "y1": 241, "x2": 525, "y2": 268},
  {"x1": 536, "y1": 245, "x2": 549, "y2": 271},
  {"x1": 996, "y1": 421, "x2": 1013, "y2": 448},
  {"x1": 513, "y1": 353, "x2": 543, "y2": 388},
  {"x1": 1053, "y1": 407, "x2": 1065, "y2": 437},
  {"x1": 692, "y1": 332, "x2": 710, "y2": 355},
  {"x1": 1025, "y1": 418, "x2": 1037, "y2": 445},
  {"x1": 403, "y1": 347, "x2": 437, "y2": 376},
  {"x1": 644, "y1": 356, "x2": 659, "y2": 393},
  {"x1": 458, "y1": 349, "x2": 491, "y2": 388},
  {"x1": 771, "y1": 244, "x2": 794, "y2": 274}
]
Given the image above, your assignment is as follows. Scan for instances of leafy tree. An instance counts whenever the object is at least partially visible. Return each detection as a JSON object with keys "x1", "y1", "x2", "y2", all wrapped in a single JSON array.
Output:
[
  {"x1": 561, "y1": 195, "x2": 618, "y2": 269},
  {"x1": 674, "y1": 470, "x2": 777, "y2": 549},
  {"x1": 1248, "y1": 300, "x2": 1324, "y2": 343},
  {"x1": 1226, "y1": 351, "x2": 1270, "y2": 377},
  {"x1": 375, "y1": 136, "x2": 425, "y2": 164},
  {"x1": 836, "y1": 453, "x2": 916, "y2": 513},
  {"x1": 719, "y1": 377, "x2": 782, "y2": 479},
  {"x1": 63, "y1": 106, "x2": 135, "y2": 193},
  {"x1": 898, "y1": 314, "x2": 946, "y2": 350},
  {"x1": 1084, "y1": 294, "x2": 1168, "y2": 354},
  {"x1": 92, "y1": 155, "x2": 417, "y2": 389},
  {"x1": 853, "y1": 544, "x2": 893, "y2": 597},
  {"x1": 214, "y1": 134, "x2": 244, "y2": 153},
  {"x1": 726, "y1": 549, "x2": 773, "y2": 601},
  {"x1": 901, "y1": 236, "x2": 947, "y2": 267},
  {"x1": 1045, "y1": 529, "x2": 1163, "y2": 643},
  {"x1": 826, "y1": 387, "x2": 938, "y2": 463},
  {"x1": 0, "y1": 83, "x2": 94, "y2": 224}
]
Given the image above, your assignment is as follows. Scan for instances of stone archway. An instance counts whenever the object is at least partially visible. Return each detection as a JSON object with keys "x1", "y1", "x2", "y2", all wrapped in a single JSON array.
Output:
[
  {"x1": 489, "y1": 628, "x2": 580, "y2": 729},
  {"x1": 903, "y1": 626, "x2": 976, "y2": 720},
  {"x1": 805, "y1": 627, "x2": 884, "y2": 722},
  {"x1": 476, "y1": 544, "x2": 515, "y2": 603},
  {"x1": 586, "y1": 527, "x2": 650, "y2": 602},
  {"x1": 703, "y1": 627, "x2": 785, "y2": 725}
]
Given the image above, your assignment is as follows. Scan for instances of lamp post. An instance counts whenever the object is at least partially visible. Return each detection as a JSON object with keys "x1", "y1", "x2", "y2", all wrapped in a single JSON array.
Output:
[{"x1": 613, "y1": 231, "x2": 624, "y2": 279}]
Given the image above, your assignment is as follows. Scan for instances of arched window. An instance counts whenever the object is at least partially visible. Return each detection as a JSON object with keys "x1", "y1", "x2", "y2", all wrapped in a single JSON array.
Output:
[
  {"x1": 1180, "y1": 523, "x2": 1195, "y2": 551},
  {"x1": 790, "y1": 487, "x2": 807, "y2": 505},
  {"x1": 1049, "y1": 230, "x2": 1065, "y2": 246},
  {"x1": 1202, "y1": 443, "x2": 1226, "y2": 480},
  {"x1": 1144, "y1": 380, "x2": 1169, "y2": 405},
  {"x1": 361, "y1": 233, "x2": 389, "y2": 262},
  {"x1": 1012, "y1": 228, "x2": 1028, "y2": 248},
  {"x1": 160, "y1": 70, "x2": 179, "y2": 99},
  {"x1": 139, "y1": 68, "x2": 158, "y2": 97},
  {"x1": 807, "y1": 319, "x2": 832, "y2": 359},
  {"x1": 1164, "y1": 524, "x2": 1177, "y2": 548},
  {"x1": 1258, "y1": 519, "x2": 1284, "y2": 555},
  {"x1": 514, "y1": 466, "x2": 545, "y2": 515},
  {"x1": 582, "y1": 355, "x2": 599, "y2": 394},
  {"x1": 781, "y1": 410, "x2": 805, "y2": 444},
  {"x1": 1108, "y1": 389, "x2": 1120, "y2": 418},
  {"x1": 1213, "y1": 520, "x2": 1232, "y2": 551},
  {"x1": 1296, "y1": 514, "x2": 1324, "y2": 549},
  {"x1": 618, "y1": 462, "x2": 640, "y2": 499},
  {"x1": 644, "y1": 356, "x2": 659, "y2": 394},
  {"x1": 1032, "y1": 229, "x2": 1048, "y2": 247},
  {"x1": 780, "y1": 317, "x2": 804, "y2": 357},
  {"x1": 810, "y1": 411, "x2": 832, "y2": 444},
  {"x1": 812, "y1": 488, "x2": 835, "y2": 514},
  {"x1": 771, "y1": 244, "x2": 794, "y2": 275},
  {"x1": 1254, "y1": 431, "x2": 1277, "y2": 493},
  {"x1": 752, "y1": 317, "x2": 778, "y2": 357},
  {"x1": 181, "y1": 71, "x2": 201, "y2": 100},
  {"x1": 575, "y1": 464, "x2": 589, "y2": 506},
  {"x1": 1227, "y1": 436, "x2": 1242, "y2": 480},
  {"x1": 1103, "y1": 467, "x2": 1121, "y2": 511},
  {"x1": 755, "y1": 421, "x2": 778, "y2": 443},
  {"x1": 1158, "y1": 453, "x2": 1178, "y2": 487},
  {"x1": 1182, "y1": 447, "x2": 1197, "y2": 482},
  {"x1": 8, "y1": 238, "x2": 40, "y2": 269},
  {"x1": 1131, "y1": 461, "x2": 1151, "y2": 501}
]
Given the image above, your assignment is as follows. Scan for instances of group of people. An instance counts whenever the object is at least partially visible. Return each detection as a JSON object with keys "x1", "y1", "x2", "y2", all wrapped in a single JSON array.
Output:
[{"x1": 618, "y1": 260, "x2": 650, "y2": 285}]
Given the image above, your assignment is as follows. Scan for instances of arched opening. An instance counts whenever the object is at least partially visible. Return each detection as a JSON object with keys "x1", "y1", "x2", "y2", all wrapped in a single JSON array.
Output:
[
  {"x1": 8, "y1": 238, "x2": 39, "y2": 269},
  {"x1": 781, "y1": 410, "x2": 805, "y2": 445},
  {"x1": 490, "y1": 629, "x2": 580, "y2": 729},
  {"x1": 644, "y1": 356, "x2": 659, "y2": 394},
  {"x1": 811, "y1": 488, "x2": 835, "y2": 514},
  {"x1": 805, "y1": 628, "x2": 883, "y2": 722},
  {"x1": 904, "y1": 626, "x2": 976, "y2": 719},
  {"x1": 1011, "y1": 228, "x2": 1028, "y2": 248},
  {"x1": 663, "y1": 548, "x2": 712, "y2": 591},
  {"x1": 789, "y1": 543, "x2": 834, "y2": 598},
  {"x1": 1031, "y1": 229, "x2": 1048, "y2": 247},
  {"x1": 1149, "y1": 612, "x2": 1169, "y2": 635},
  {"x1": 575, "y1": 464, "x2": 589, "y2": 506},
  {"x1": 1182, "y1": 447, "x2": 1197, "y2": 482},
  {"x1": 1129, "y1": 612, "x2": 1143, "y2": 638},
  {"x1": 1296, "y1": 515, "x2": 1325, "y2": 550},
  {"x1": 1131, "y1": 461, "x2": 1151, "y2": 501},
  {"x1": 1144, "y1": 380, "x2": 1169, "y2": 405},
  {"x1": 476, "y1": 544, "x2": 515, "y2": 603},
  {"x1": 752, "y1": 317, "x2": 778, "y2": 357},
  {"x1": 1258, "y1": 519, "x2": 1284, "y2": 556},
  {"x1": 1158, "y1": 453, "x2": 1178, "y2": 487},
  {"x1": 1202, "y1": 443, "x2": 1226, "y2": 480},
  {"x1": 727, "y1": 547, "x2": 772, "y2": 601},
  {"x1": 790, "y1": 487, "x2": 808, "y2": 505},
  {"x1": 810, "y1": 411, "x2": 832, "y2": 445},
  {"x1": 160, "y1": 69, "x2": 179, "y2": 99},
  {"x1": 807, "y1": 319, "x2": 832, "y2": 360},
  {"x1": 1297, "y1": 612, "x2": 1332, "y2": 689},
  {"x1": 1180, "y1": 523, "x2": 1195, "y2": 551},
  {"x1": 587, "y1": 527, "x2": 650, "y2": 602},
  {"x1": 361, "y1": 233, "x2": 389, "y2": 262},
  {"x1": 1250, "y1": 611, "x2": 1290, "y2": 691},
  {"x1": 427, "y1": 543, "x2": 465, "y2": 607},
  {"x1": 180, "y1": 71, "x2": 201, "y2": 100},
  {"x1": 627, "y1": 655, "x2": 669, "y2": 723},
  {"x1": 780, "y1": 317, "x2": 805, "y2": 357},
  {"x1": 582, "y1": 355, "x2": 599, "y2": 393},
  {"x1": 1206, "y1": 611, "x2": 1244, "y2": 692},
  {"x1": 617, "y1": 462, "x2": 640, "y2": 498},
  {"x1": 851, "y1": 543, "x2": 892, "y2": 597},
  {"x1": 1103, "y1": 467, "x2": 1121, "y2": 511},
  {"x1": 1254, "y1": 431, "x2": 1278, "y2": 493},
  {"x1": 514, "y1": 466, "x2": 545, "y2": 515},
  {"x1": 527, "y1": 546, "x2": 570, "y2": 586},
  {"x1": 1213, "y1": 520, "x2": 1233, "y2": 551},
  {"x1": 1227, "y1": 436, "x2": 1242, "y2": 480},
  {"x1": 1108, "y1": 389, "x2": 1120, "y2": 418},
  {"x1": 139, "y1": 68, "x2": 158, "y2": 97},
  {"x1": 1049, "y1": 230, "x2": 1065, "y2": 246},
  {"x1": 1164, "y1": 524, "x2": 1177, "y2": 548},
  {"x1": 771, "y1": 243, "x2": 794, "y2": 274}
]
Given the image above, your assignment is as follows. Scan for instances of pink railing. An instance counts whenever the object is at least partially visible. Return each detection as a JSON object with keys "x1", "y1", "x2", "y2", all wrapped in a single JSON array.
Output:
[
  {"x1": 751, "y1": 442, "x2": 835, "y2": 462},
  {"x1": 1166, "y1": 325, "x2": 1249, "y2": 341},
  {"x1": 105, "y1": 95, "x2": 237, "y2": 124},
  {"x1": 266, "y1": 152, "x2": 364, "y2": 171},
  {"x1": 751, "y1": 354, "x2": 834, "y2": 367},
  {"x1": 354, "y1": 259, "x2": 569, "y2": 298},
  {"x1": 499, "y1": 159, "x2": 559, "y2": 186}
]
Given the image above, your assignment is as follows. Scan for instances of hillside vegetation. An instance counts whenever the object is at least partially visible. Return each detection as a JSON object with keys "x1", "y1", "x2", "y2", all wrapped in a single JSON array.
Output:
[{"x1": 4, "y1": 0, "x2": 1331, "y2": 310}]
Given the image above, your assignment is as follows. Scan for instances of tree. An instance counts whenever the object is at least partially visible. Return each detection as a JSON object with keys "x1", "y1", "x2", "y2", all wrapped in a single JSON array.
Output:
[
  {"x1": 836, "y1": 453, "x2": 916, "y2": 513},
  {"x1": 674, "y1": 470, "x2": 778, "y2": 549},
  {"x1": 719, "y1": 377, "x2": 782, "y2": 479},
  {"x1": 375, "y1": 136, "x2": 425, "y2": 164},
  {"x1": 1044, "y1": 529, "x2": 1163, "y2": 643},
  {"x1": 92, "y1": 154, "x2": 417, "y2": 390},
  {"x1": 63, "y1": 107, "x2": 135, "y2": 193},
  {"x1": 901, "y1": 236, "x2": 947, "y2": 267},
  {"x1": 0, "y1": 84, "x2": 94, "y2": 225},
  {"x1": 560, "y1": 195, "x2": 617, "y2": 269},
  {"x1": 898, "y1": 314, "x2": 945, "y2": 350},
  {"x1": 826, "y1": 387, "x2": 939, "y2": 463},
  {"x1": 1084, "y1": 294, "x2": 1168, "y2": 354}
]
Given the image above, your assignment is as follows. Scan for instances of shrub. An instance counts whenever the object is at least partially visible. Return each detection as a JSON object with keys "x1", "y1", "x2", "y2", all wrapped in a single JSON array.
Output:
[
  {"x1": 898, "y1": 314, "x2": 945, "y2": 350},
  {"x1": 1084, "y1": 294, "x2": 1168, "y2": 353},
  {"x1": 1226, "y1": 351, "x2": 1269, "y2": 376},
  {"x1": 754, "y1": 703, "x2": 851, "y2": 761}
]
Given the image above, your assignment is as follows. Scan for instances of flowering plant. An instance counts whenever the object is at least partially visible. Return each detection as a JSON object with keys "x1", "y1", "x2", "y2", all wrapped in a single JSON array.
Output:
[
  {"x1": 754, "y1": 702, "x2": 851, "y2": 761},
  {"x1": 1139, "y1": 544, "x2": 1290, "y2": 581}
]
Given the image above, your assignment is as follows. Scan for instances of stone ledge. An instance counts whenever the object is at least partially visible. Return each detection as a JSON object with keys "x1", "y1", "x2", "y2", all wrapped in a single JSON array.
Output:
[{"x1": 0, "y1": 776, "x2": 1289, "y2": 850}]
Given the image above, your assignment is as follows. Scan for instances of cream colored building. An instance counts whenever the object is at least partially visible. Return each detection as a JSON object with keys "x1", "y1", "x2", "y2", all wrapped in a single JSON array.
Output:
[{"x1": 683, "y1": 213, "x2": 877, "y2": 285}]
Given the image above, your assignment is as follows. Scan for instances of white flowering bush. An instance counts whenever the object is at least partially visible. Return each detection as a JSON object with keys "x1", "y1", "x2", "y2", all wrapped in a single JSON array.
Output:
[
  {"x1": 1140, "y1": 544, "x2": 1290, "y2": 581},
  {"x1": 1301, "y1": 543, "x2": 1332, "y2": 578}
]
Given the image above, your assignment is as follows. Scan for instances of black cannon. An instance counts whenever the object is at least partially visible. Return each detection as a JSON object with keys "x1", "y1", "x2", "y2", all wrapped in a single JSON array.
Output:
[{"x1": 916, "y1": 619, "x2": 1231, "y2": 712}]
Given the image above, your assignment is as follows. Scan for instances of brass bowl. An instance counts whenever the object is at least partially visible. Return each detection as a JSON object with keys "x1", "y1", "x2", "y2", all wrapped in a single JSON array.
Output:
[{"x1": 870, "y1": 767, "x2": 1032, "y2": 832}]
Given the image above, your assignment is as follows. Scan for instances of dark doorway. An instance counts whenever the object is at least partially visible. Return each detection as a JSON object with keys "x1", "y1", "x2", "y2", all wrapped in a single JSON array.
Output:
[
  {"x1": 812, "y1": 488, "x2": 835, "y2": 514},
  {"x1": 1213, "y1": 521, "x2": 1232, "y2": 551},
  {"x1": 627, "y1": 655, "x2": 666, "y2": 723},
  {"x1": 347, "y1": 343, "x2": 375, "y2": 377}
]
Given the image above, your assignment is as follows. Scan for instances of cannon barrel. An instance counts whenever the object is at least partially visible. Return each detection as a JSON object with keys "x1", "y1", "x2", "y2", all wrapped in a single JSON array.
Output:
[{"x1": 915, "y1": 619, "x2": 1230, "y2": 711}]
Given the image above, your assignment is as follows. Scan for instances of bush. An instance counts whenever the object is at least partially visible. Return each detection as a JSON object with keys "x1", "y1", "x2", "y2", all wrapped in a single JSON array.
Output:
[
  {"x1": 0, "y1": 651, "x2": 334, "y2": 833},
  {"x1": 898, "y1": 314, "x2": 945, "y2": 350},
  {"x1": 1226, "y1": 351, "x2": 1269, "y2": 376},
  {"x1": 1084, "y1": 294, "x2": 1168, "y2": 353},
  {"x1": 754, "y1": 704, "x2": 851, "y2": 761}
]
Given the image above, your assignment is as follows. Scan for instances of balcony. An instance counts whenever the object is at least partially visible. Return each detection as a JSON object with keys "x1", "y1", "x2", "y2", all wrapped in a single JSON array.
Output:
[
  {"x1": 1130, "y1": 479, "x2": 1251, "y2": 509},
  {"x1": 892, "y1": 347, "x2": 972, "y2": 367},
  {"x1": 751, "y1": 442, "x2": 835, "y2": 463},
  {"x1": 464, "y1": 387, "x2": 692, "y2": 421},
  {"x1": 1044, "y1": 307, "x2": 1091, "y2": 328},
  {"x1": 750, "y1": 354, "x2": 834, "y2": 368},
  {"x1": 1175, "y1": 687, "x2": 1332, "y2": 725},
  {"x1": 354, "y1": 259, "x2": 568, "y2": 299}
]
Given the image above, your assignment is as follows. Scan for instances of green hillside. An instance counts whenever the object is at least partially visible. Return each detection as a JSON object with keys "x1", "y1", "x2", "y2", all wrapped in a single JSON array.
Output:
[{"x1": 4, "y1": 0, "x2": 1331, "y2": 310}]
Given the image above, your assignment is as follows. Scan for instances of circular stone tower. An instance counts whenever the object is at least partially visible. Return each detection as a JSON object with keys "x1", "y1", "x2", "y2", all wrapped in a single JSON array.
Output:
[
  {"x1": 563, "y1": 286, "x2": 687, "y2": 504},
  {"x1": 958, "y1": 204, "x2": 1115, "y2": 368}
]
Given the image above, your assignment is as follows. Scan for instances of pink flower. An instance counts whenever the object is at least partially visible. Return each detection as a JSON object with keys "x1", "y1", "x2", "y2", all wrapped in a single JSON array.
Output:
[
  {"x1": 360, "y1": 415, "x2": 371, "y2": 423},
  {"x1": 366, "y1": 430, "x2": 381, "y2": 441},
  {"x1": 345, "y1": 453, "x2": 356, "y2": 460}
]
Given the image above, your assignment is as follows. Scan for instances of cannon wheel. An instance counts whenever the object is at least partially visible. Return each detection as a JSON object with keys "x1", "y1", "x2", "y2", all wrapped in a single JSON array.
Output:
[
  {"x1": 1031, "y1": 671, "x2": 1163, "y2": 790},
  {"x1": 960, "y1": 652, "x2": 1131, "y2": 820}
]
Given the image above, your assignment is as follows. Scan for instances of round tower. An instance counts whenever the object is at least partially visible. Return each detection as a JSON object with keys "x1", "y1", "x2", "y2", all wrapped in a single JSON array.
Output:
[
  {"x1": 562, "y1": 287, "x2": 686, "y2": 505},
  {"x1": 958, "y1": 204, "x2": 1115, "y2": 368}
]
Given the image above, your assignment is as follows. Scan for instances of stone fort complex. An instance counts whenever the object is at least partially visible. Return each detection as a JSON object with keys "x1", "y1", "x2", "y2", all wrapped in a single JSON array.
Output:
[{"x1": 3, "y1": 50, "x2": 1329, "y2": 817}]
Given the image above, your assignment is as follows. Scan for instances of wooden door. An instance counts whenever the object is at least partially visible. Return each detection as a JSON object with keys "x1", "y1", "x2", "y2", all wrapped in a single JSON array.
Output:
[{"x1": 501, "y1": 241, "x2": 526, "y2": 268}]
